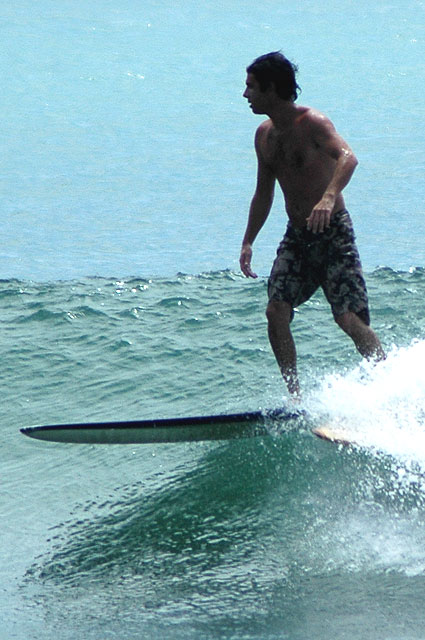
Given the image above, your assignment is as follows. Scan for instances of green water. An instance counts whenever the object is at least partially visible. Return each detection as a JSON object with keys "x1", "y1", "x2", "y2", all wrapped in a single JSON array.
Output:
[{"x1": 3, "y1": 269, "x2": 425, "y2": 639}]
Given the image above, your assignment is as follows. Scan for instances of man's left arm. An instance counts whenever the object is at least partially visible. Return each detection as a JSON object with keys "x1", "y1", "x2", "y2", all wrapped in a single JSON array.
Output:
[{"x1": 306, "y1": 115, "x2": 358, "y2": 233}]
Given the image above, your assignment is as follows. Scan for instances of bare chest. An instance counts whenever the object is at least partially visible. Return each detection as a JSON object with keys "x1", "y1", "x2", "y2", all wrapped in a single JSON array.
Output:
[{"x1": 262, "y1": 129, "x2": 319, "y2": 177}]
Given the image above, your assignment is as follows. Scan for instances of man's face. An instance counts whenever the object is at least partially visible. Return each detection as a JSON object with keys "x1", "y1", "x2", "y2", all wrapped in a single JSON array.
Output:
[{"x1": 243, "y1": 73, "x2": 269, "y2": 114}]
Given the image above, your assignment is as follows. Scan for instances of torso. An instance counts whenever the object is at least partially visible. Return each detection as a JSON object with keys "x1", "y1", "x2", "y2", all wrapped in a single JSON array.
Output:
[{"x1": 257, "y1": 108, "x2": 345, "y2": 227}]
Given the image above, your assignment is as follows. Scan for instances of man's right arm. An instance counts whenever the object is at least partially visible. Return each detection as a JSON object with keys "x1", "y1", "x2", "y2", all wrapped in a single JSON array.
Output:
[{"x1": 240, "y1": 128, "x2": 276, "y2": 278}]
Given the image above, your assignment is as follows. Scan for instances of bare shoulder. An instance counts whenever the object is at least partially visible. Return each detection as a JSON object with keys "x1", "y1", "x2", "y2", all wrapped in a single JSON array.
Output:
[
  {"x1": 298, "y1": 106, "x2": 351, "y2": 158},
  {"x1": 297, "y1": 106, "x2": 337, "y2": 135},
  {"x1": 255, "y1": 119, "x2": 273, "y2": 141},
  {"x1": 253, "y1": 119, "x2": 274, "y2": 161}
]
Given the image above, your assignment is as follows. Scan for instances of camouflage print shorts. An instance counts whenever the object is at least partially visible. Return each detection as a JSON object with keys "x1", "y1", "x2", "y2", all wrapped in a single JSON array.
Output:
[{"x1": 268, "y1": 209, "x2": 370, "y2": 325}]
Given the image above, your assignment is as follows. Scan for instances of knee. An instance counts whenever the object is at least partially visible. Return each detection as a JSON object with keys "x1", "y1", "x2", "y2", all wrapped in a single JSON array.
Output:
[
  {"x1": 266, "y1": 300, "x2": 292, "y2": 327},
  {"x1": 335, "y1": 311, "x2": 364, "y2": 336}
]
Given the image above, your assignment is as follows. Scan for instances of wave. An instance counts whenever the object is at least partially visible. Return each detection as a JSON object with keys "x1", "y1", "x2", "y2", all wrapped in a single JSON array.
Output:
[
  {"x1": 0, "y1": 265, "x2": 423, "y2": 285},
  {"x1": 13, "y1": 267, "x2": 425, "y2": 640}
]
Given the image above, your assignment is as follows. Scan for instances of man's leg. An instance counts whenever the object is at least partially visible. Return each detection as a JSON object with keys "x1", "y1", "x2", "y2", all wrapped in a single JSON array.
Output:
[
  {"x1": 266, "y1": 299, "x2": 301, "y2": 397},
  {"x1": 336, "y1": 311, "x2": 385, "y2": 361}
]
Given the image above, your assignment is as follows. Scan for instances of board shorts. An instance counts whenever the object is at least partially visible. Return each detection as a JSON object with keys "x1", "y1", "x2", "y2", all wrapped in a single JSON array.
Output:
[{"x1": 268, "y1": 209, "x2": 370, "y2": 325}]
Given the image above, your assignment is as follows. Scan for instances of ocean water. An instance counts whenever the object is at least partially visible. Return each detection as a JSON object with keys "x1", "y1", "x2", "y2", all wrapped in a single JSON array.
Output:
[{"x1": 2, "y1": 1, "x2": 425, "y2": 639}]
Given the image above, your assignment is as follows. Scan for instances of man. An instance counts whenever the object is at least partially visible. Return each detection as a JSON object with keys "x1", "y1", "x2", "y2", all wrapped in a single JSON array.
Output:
[{"x1": 240, "y1": 52, "x2": 384, "y2": 397}]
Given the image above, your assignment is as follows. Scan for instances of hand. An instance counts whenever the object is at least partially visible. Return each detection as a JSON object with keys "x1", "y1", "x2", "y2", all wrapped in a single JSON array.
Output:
[
  {"x1": 306, "y1": 197, "x2": 333, "y2": 233},
  {"x1": 240, "y1": 244, "x2": 257, "y2": 278}
]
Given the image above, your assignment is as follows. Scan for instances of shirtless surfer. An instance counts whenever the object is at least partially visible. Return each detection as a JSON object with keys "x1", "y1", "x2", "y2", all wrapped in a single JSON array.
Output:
[{"x1": 240, "y1": 52, "x2": 384, "y2": 397}]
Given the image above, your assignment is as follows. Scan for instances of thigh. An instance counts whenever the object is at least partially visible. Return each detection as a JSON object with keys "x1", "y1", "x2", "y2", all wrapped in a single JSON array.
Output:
[
  {"x1": 268, "y1": 233, "x2": 319, "y2": 309},
  {"x1": 322, "y1": 215, "x2": 370, "y2": 324}
]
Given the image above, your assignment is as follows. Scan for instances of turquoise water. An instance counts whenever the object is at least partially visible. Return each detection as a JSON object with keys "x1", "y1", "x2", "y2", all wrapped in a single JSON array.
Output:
[
  {"x1": 2, "y1": 0, "x2": 424, "y2": 279},
  {"x1": 2, "y1": 1, "x2": 425, "y2": 638}
]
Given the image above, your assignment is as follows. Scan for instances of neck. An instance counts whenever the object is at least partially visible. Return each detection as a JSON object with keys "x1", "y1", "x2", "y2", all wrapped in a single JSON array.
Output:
[{"x1": 266, "y1": 100, "x2": 301, "y2": 129}]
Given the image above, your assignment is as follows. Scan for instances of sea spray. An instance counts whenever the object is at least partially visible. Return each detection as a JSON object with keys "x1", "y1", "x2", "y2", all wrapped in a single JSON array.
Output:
[{"x1": 306, "y1": 339, "x2": 425, "y2": 467}]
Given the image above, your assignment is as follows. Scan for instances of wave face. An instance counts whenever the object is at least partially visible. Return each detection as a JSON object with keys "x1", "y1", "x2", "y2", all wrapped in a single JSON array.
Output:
[{"x1": 3, "y1": 268, "x2": 425, "y2": 639}]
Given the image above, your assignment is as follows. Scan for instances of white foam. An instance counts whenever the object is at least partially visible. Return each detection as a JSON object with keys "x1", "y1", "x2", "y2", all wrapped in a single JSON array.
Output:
[{"x1": 307, "y1": 340, "x2": 425, "y2": 466}]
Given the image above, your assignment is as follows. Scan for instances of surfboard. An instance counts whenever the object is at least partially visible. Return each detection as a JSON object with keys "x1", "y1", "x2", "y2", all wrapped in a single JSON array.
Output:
[
  {"x1": 312, "y1": 424, "x2": 356, "y2": 446},
  {"x1": 21, "y1": 407, "x2": 301, "y2": 445}
]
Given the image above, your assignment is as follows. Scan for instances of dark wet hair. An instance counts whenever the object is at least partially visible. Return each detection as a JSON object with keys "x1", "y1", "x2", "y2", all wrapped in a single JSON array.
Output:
[{"x1": 247, "y1": 51, "x2": 301, "y2": 101}]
